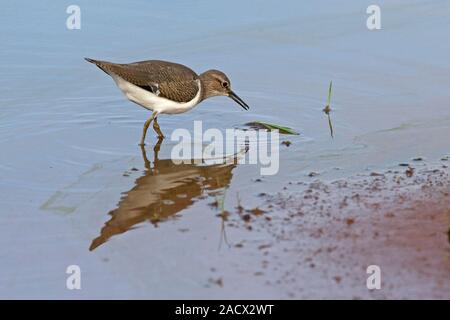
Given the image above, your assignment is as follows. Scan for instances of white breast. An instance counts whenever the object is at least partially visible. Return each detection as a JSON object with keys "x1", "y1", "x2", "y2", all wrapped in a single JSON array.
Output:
[{"x1": 111, "y1": 74, "x2": 202, "y2": 115}]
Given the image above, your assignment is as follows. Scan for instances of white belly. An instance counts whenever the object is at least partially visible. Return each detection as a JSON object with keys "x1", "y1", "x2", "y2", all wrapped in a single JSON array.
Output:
[{"x1": 111, "y1": 74, "x2": 202, "y2": 115}]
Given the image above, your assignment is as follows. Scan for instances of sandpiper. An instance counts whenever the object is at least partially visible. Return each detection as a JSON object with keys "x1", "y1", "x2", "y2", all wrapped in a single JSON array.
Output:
[{"x1": 85, "y1": 58, "x2": 250, "y2": 145}]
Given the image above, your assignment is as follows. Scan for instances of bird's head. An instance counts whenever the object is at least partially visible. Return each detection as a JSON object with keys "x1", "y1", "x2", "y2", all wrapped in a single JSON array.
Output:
[{"x1": 199, "y1": 70, "x2": 249, "y2": 110}]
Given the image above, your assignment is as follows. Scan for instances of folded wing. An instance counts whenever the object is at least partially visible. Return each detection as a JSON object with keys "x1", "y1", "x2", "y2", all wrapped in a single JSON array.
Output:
[{"x1": 86, "y1": 58, "x2": 200, "y2": 103}]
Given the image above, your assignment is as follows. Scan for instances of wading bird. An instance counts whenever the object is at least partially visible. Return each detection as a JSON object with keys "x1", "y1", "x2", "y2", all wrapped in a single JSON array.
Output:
[{"x1": 85, "y1": 58, "x2": 250, "y2": 145}]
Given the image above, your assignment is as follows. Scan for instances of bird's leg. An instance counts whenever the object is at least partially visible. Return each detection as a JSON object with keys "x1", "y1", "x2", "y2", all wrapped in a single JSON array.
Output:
[
  {"x1": 140, "y1": 112, "x2": 157, "y2": 146},
  {"x1": 152, "y1": 116, "x2": 165, "y2": 138}
]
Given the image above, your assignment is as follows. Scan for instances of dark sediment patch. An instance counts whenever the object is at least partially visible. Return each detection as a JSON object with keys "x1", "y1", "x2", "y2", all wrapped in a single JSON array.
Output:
[{"x1": 228, "y1": 162, "x2": 450, "y2": 299}]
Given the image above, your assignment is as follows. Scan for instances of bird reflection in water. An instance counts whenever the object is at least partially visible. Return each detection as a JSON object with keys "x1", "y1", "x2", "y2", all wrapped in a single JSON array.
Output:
[{"x1": 90, "y1": 138, "x2": 244, "y2": 251}]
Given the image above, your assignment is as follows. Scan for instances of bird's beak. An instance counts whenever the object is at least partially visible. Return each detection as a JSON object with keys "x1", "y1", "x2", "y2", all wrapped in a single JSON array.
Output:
[{"x1": 229, "y1": 90, "x2": 250, "y2": 110}]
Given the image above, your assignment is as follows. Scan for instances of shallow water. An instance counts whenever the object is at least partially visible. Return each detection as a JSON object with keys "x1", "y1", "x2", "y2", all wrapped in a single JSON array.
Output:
[{"x1": 1, "y1": 1, "x2": 450, "y2": 298}]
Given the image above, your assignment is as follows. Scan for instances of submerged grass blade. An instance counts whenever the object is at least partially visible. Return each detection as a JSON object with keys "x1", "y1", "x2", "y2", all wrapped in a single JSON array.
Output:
[
  {"x1": 245, "y1": 121, "x2": 299, "y2": 135},
  {"x1": 323, "y1": 80, "x2": 334, "y2": 138},
  {"x1": 327, "y1": 113, "x2": 334, "y2": 138}
]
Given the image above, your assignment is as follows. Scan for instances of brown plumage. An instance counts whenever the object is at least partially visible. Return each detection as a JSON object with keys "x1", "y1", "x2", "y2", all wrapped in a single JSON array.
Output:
[
  {"x1": 85, "y1": 57, "x2": 250, "y2": 145},
  {"x1": 85, "y1": 58, "x2": 199, "y2": 102}
]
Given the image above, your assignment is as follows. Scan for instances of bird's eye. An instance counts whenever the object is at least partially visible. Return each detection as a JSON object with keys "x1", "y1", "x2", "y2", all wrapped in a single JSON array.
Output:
[{"x1": 222, "y1": 81, "x2": 229, "y2": 88}]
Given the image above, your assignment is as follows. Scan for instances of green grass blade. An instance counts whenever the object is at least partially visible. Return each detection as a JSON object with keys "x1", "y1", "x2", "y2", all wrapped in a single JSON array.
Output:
[
  {"x1": 327, "y1": 81, "x2": 333, "y2": 106},
  {"x1": 246, "y1": 121, "x2": 299, "y2": 135}
]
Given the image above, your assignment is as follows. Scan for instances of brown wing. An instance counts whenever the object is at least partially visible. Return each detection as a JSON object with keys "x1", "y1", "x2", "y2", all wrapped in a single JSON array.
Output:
[{"x1": 85, "y1": 58, "x2": 200, "y2": 102}]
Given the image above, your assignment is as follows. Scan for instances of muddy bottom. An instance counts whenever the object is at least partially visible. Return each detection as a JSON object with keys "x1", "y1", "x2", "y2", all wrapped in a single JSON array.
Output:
[{"x1": 235, "y1": 161, "x2": 450, "y2": 299}]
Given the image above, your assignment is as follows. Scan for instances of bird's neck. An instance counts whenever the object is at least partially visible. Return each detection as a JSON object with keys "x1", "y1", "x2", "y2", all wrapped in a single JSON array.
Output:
[{"x1": 199, "y1": 75, "x2": 218, "y2": 102}]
